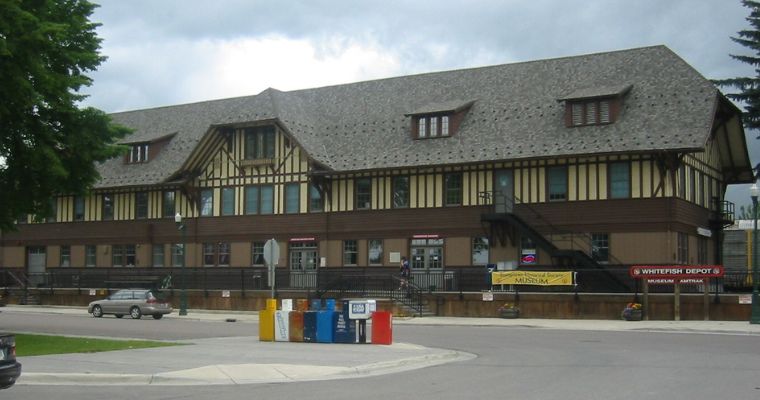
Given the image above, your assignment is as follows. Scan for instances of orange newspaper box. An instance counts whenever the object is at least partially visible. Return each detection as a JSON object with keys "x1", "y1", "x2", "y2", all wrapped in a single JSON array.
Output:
[
  {"x1": 371, "y1": 311, "x2": 392, "y2": 345},
  {"x1": 289, "y1": 311, "x2": 304, "y2": 342}
]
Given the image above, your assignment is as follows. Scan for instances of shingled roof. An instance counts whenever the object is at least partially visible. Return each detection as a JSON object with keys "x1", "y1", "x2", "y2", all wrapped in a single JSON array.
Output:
[{"x1": 98, "y1": 45, "x2": 749, "y2": 189}]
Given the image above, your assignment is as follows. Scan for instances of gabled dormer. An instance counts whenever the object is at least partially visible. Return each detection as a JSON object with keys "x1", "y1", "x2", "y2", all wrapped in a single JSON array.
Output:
[
  {"x1": 559, "y1": 84, "x2": 632, "y2": 127},
  {"x1": 406, "y1": 100, "x2": 475, "y2": 139}
]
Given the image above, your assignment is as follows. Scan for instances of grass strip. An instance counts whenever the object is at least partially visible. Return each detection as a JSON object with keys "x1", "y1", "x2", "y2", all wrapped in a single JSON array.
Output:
[{"x1": 14, "y1": 334, "x2": 181, "y2": 356}]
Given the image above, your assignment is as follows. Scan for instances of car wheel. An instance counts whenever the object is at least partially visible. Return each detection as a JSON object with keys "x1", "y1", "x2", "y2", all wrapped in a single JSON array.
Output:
[
  {"x1": 130, "y1": 306, "x2": 142, "y2": 319},
  {"x1": 92, "y1": 305, "x2": 103, "y2": 318},
  {"x1": 115, "y1": 314, "x2": 124, "y2": 319},
  {"x1": 152, "y1": 314, "x2": 163, "y2": 320}
]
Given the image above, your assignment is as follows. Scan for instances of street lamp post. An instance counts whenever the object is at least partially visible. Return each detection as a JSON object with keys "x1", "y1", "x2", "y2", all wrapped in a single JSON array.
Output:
[
  {"x1": 175, "y1": 212, "x2": 188, "y2": 316},
  {"x1": 750, "y1": 184, "x2": 760, "y2": 324}
]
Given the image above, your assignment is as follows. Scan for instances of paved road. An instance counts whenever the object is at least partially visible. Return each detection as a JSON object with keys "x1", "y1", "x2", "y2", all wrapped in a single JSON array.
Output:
[{"x1": 4, "y1": 306, "x2": 760, "y2": 400}]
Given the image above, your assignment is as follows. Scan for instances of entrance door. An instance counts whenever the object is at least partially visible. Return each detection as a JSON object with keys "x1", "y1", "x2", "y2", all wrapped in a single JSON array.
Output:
[
  {"x1": 410, "y1": 239, "x2": 444, "y2": 289},
  {"x1": 494, "y1": 169, "x2": 514, "y2": 213},
  {"x1": 289, "y1": 241, "x2": 318, "y2": 288},
  {"x1": 27, "y1": 246, "x2": 46, "y2": 287}
]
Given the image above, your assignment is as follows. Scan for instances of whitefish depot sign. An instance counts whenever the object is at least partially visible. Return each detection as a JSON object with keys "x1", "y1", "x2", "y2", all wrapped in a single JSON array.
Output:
[{"x1": 629, "y1": 265, "x2": 724, "y2": 282}]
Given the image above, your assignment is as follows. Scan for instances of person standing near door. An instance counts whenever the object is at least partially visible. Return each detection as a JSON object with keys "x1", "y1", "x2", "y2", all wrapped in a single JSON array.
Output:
[{"x1": 399, "y1": 256, "x2": 410, "y2": 291}]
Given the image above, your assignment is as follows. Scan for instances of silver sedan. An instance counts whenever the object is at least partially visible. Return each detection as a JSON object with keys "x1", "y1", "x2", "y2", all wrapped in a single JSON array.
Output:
[{"x1": 88, "y1": 289, "x2": 172, "y2": 320}]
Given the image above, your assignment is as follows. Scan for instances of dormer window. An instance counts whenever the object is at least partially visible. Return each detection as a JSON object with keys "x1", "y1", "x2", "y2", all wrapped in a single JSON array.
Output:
[
  {"x1": 560, "y1": 84, "x2": 631, "y2": 127},
  {"x1": 127, "y1": 143, "x2": 149, "y2": 163},
  {"x1": 407, "y1": 100, "x2": 474, "y2": 140}
]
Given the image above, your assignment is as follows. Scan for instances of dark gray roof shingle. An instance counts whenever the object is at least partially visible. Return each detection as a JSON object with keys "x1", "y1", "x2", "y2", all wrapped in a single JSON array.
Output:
[{"x1": 97, "y1": 45, "x2": 724, "y2": 188}]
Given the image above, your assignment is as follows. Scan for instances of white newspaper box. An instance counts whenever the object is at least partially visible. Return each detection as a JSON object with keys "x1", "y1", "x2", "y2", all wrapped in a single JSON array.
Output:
[{"x1": 274, "y1": 310, "x2": 290, "y2": 342}]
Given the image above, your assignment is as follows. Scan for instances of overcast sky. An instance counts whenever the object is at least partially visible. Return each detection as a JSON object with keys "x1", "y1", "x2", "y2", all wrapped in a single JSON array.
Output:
[{"x1": 81, "y1": 0, "x2": 757, "y2": 206}]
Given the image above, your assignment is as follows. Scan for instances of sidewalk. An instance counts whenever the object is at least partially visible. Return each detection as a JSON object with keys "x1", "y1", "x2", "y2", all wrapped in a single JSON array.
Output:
[{"x1": 5, "y1": 305, "x2": 760, "y2": 386}]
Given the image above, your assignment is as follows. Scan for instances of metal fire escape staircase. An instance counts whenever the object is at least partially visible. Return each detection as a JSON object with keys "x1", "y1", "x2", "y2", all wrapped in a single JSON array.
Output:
[{"x1": 479, "y1": 191, "x2": 630, "y2": 292}]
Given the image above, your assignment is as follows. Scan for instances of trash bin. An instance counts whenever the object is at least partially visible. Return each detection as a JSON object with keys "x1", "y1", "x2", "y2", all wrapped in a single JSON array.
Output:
[
  {"x1": 371, "y1": 311, "x2": 392, "y2": 345},
  {"x1": 274, "y1": 310, "x2": 290, "y2": 342},
  {"x1": 303, "y1": 311, "x2": 318, "y2": 343},
  {"x1": 317, "y1": 310, "x2": 336, "y2": 343},
  {"x1": 259, "y1": 309, "x2": 275, "y2": 342},
  {"x1": 289, "y1": 311, "x2": 304, "y2": 342}
]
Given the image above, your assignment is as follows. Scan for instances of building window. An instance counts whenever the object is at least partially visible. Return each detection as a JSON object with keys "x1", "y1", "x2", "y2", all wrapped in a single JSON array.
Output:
[
  {"x1": 678, "y1": 166, "x2": 686, "y2": 198},
  {"x1": 472, "y1": 237, "x2": 490, "y2": 265},
  {"x1": 112, "y1": 244, "x2": 136, "y2": 267},
  {"x1": 135, "y1": 192, "x2": 148, "y2": 219},
  {"x1": 245, "y1": 126, "x2": 276, "y2": 159},
  {"x1": 127, "y1": 143, "x2": 149, "y2": 163},
  {"x1": 85, "y1": 245, "x2": 96, "y2": 267},
  {"x1": 368, "y1": 239, "x2": 383, "y2": 265},
  {"x1": 355, "y1": 178, "x2": 372, "y2": 210},
  {"x1": 74, "y1": 196, "x2": 85, "y2": 221},
  {"x1": 152, "y1": 244, "x2": 165, "y2": 267},
  {"x1": 200, "y1": 189, "x2": 213, "y2": 216},
  {"x1": 697, "y1": 237, "x2": 708, "y2": 264},
  {"x1": 677, "y1": 232, "x2": 689, "y2": 264},
  {"x1": 609, "y1": 162, "x2": 630, "y2": 199},
  {"x1": 591, "y1": 233, "x2": 609, "y2": 263},
  {"x1": 285, "y1": 183, "x2": 300, "y2": 214},
  {"x1": 102, "y1": 193, "x2": 114, "y2": 220},
  {"x1": 47, "y1": 199, "x2": 57, "y2": 223},
  {"x1": 245, "y1": 185, "x2": 274, "y2": 215},
  {"x1": 444, "y1": 173, "x2": 462, "y2": 206},
  {"x1": 392, "y1": 176, "x2": 410, "y2": 208},
  {"x1": 204, "y1": 242, "x2": 230, "y2": 267},
  {"x1": 343, "y1": 240, "x2": 358, "y2": 266},
  {"x1": 309, "y1": 182, "x2": 324, "y2": 212},
  {"x1": 60, "y1": 245, "x2": 71, "y2": 267},
  {"x1": 221, "y1": 187, "x2": 235, "y2": 216},
  {"x1": 569, "y1": 99, "x2": 612, "y2": 126},
  {"x1": 163, "y1": 191, "x2": 175, "y2": 218},
  {"x1": 252, "y1": 241, "x2": 265, "y2": 266},
  {"x1": 547, "y1": 166, "x2": 567, "y2": 201},
  {"x1": 416, "y1": 115, "x2": 453, "y2": 139},
  {"x1": 171, "y1": 244, "x2": 183, "y2": 267}
]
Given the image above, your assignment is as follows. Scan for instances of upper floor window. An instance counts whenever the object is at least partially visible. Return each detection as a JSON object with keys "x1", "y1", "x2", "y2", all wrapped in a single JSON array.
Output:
[
  {"x1": 309, "y1": 183, "x2": 324, "y2": 212},
  {"x1": 609, "y1": 162, "x2": 630, "y2": 199},
  {"x1": 102, "y1": 193, "x2": 114, "y2": 220},
  {"x1": 127, "y1": 143, "x2": 149, "y2": 163},
  {"x1": 135, "y1": 192, "x2": 148, "y2": 219},
  {"x1": 285, "y1": 183, "x2": 300, "y2": 214},
  {"x1": 200, "y1": 189, "x2": 214, "y2": 216},
  {"x1": 74, "y1": 196, "x2": 85, "y2": 221},
  {"x1": 415, "y1": 114, "x2": 452, "y2": 139},
  {"x1": 355, "y1": 178, "x2": 372, "y2": 210},
  {"x1": 245, "y1": 185, "x2": 274, "y2": 215},
  {"x1": 245, "y1": 126, "x2": 276, "y2": 160},
  {"x1": 547, "y1": 166, "x2": 568, "y2": 201},
  {"x1": 392, "y1": 176, "x2": 410, "y2": 208},
  {"x1": 163, "y1": 191, "x2": 175, "y2": 218},
  {"x1": 570, "y1": 99, "x2": 612, "y2": 126},
  {"x1": 221, "y1": 187, "x2": 235, "y2": 216},
  {"x1": 444, "y1": 173, "x2": 463, "y2": 206}
]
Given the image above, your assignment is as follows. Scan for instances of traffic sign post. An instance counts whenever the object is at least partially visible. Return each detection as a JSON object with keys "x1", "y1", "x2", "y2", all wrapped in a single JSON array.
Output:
[{"x1": 263, "y1": 239, "x2": 280, "y2": 299}]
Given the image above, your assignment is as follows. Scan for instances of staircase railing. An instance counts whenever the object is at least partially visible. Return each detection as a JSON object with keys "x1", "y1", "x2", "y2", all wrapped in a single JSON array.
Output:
[{"x1": 479, "y1": 191, "x2": 625, "y2": 266}]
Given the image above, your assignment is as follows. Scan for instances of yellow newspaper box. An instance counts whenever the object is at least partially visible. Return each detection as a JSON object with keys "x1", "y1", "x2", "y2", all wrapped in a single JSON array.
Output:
[
  {"x1": 266, "y1": 298, "x2": 278, "y2": 311},
  {"x1": 259, "y1": 309, "x2": 275, "y2": 341}
]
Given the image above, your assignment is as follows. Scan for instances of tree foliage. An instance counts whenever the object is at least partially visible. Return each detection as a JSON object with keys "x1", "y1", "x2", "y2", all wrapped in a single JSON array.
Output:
[
  {"x1": 0, "y1": 0, "x2": 130, "y2": 231},
  {"x1": 715, "y1": 0, "x2": 760, "y2": 133}
]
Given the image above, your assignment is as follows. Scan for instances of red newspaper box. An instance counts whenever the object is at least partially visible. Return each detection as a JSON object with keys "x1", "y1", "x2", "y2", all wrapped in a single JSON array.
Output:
[{"x1": 371, "y1": 311, "x2": 392, "y2": 345}]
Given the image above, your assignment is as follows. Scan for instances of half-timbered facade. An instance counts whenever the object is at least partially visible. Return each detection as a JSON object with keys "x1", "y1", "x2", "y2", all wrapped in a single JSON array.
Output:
[{"x1": 0, "y1": 45, "x2": 753, "y2": 291}]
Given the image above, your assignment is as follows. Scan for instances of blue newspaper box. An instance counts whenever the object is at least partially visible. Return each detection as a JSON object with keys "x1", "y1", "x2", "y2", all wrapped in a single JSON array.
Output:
[
  {"x1": 316, "y1": 311, "x2": 336, "y2": 343},
  {"x1": 325, "y1": 298, "x2": 336, "y2": 311},
  {"x1": 333, "y1": 312, "x2": 356, "y2": 343},
  {"x1": 310, "y1": 299, "x2": 322, "y2": 311},
  {"x1": 303, "y1": 311, "x2": 318, "y2": 343}
]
